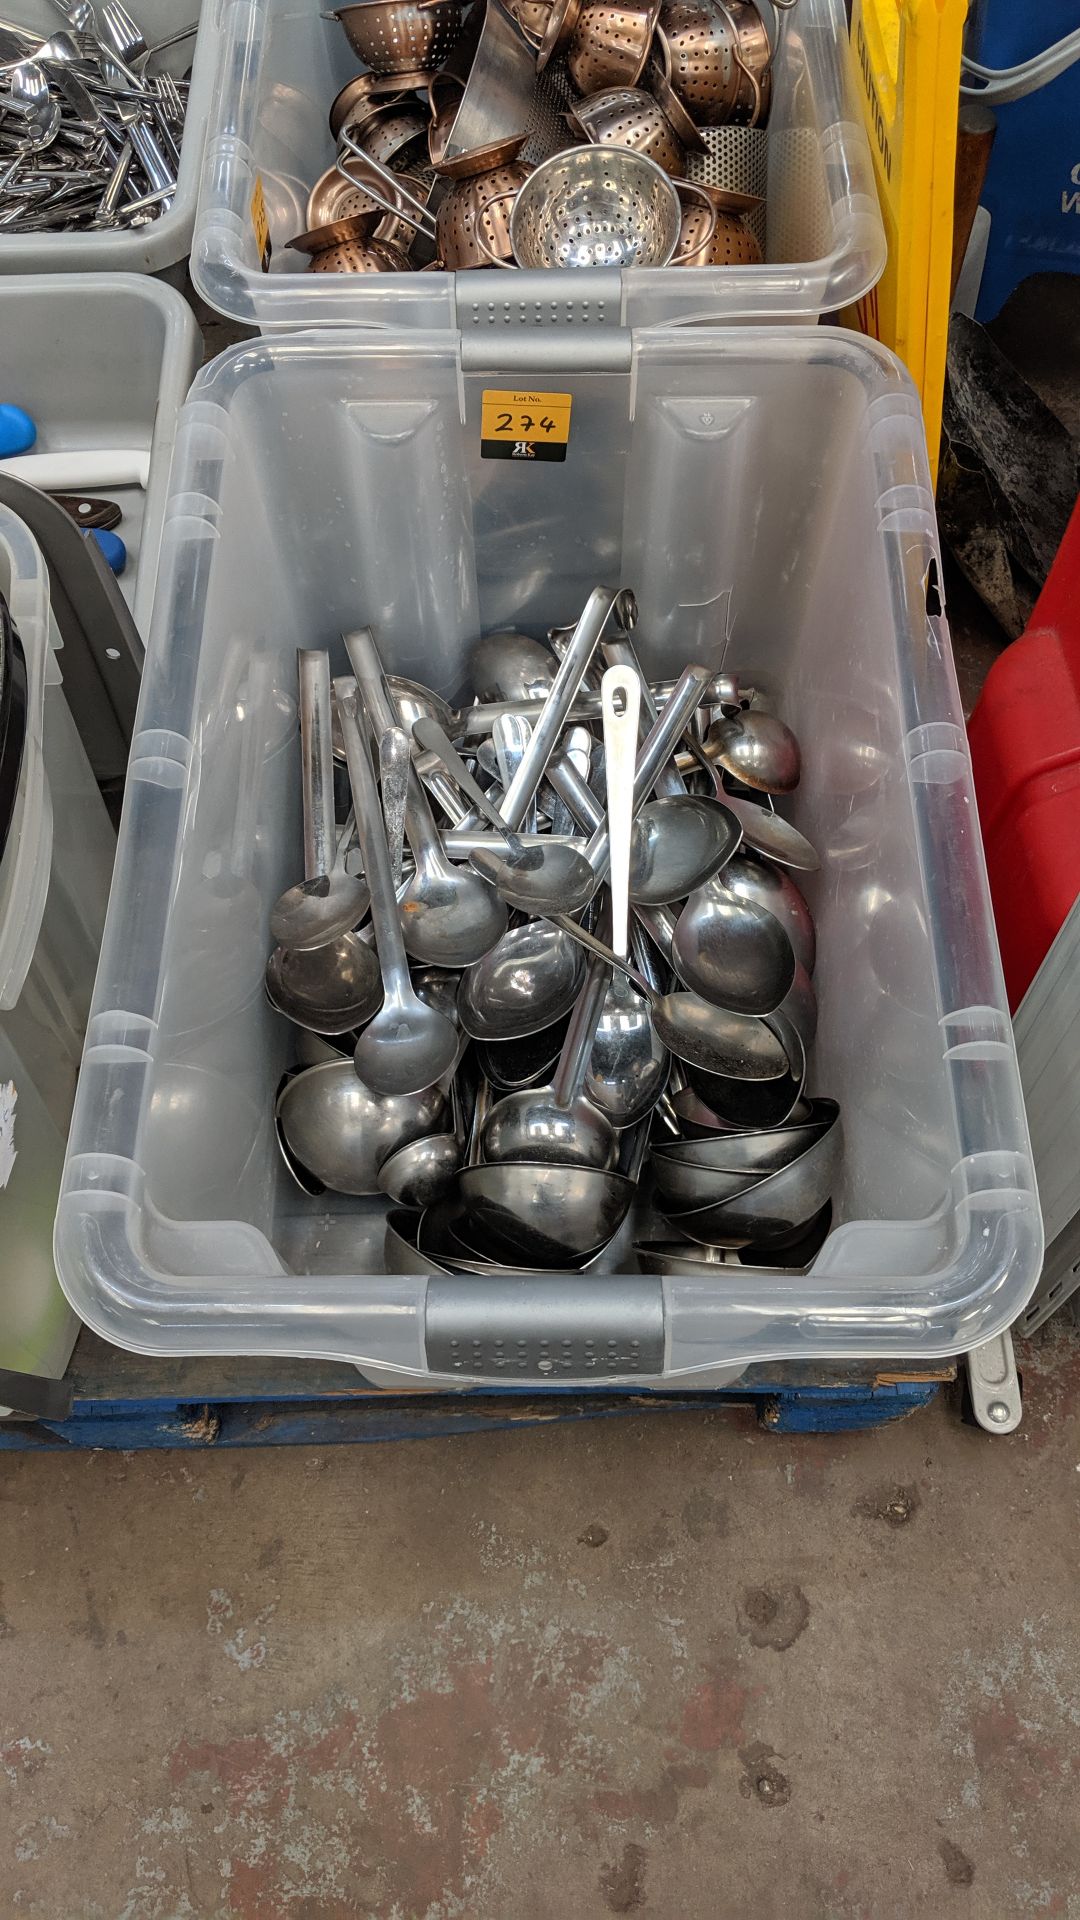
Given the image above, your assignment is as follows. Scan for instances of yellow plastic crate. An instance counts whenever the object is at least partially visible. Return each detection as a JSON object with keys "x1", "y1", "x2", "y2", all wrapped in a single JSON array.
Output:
[{"x1": 843, "y1": 0, "x2": 968, "y2": 481}]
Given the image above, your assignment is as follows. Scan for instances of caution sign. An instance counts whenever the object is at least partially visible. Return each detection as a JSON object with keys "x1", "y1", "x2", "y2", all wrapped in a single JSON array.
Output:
[{"x1": 481, "y1": 389, "x2": 572, "y2": 462}]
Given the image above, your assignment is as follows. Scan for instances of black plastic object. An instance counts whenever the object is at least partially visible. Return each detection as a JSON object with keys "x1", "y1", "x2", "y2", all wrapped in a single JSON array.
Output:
[
  {"x1": 0, "y1": 475, "x2": 141, "y2": 782},
  {"x1": 0, "y1": 592, "x2": 28, "y2": 868},
  {"x1": 50, "y1": 493, "x2": 124, "y2": 532}
]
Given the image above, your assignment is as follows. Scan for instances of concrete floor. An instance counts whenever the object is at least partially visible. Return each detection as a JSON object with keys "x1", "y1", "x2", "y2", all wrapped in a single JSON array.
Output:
[{"x1": 2, "y1": 1318, "x2": 1080, "y2": 1919}]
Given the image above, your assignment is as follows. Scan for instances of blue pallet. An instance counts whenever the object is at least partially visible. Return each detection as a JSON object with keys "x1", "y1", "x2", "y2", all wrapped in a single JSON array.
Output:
[
  {"x1": 0, "y1": 1335, "x2": 948, "y2": 1448},
  {"x1": 967, "y1": 0, "x2": 1080, "y2": 318}
]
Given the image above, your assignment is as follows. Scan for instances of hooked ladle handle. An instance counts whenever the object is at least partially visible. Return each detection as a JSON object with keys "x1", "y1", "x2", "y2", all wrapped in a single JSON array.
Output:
[
  {"x1": 298, "y1": 648, "x2": 336, "y2": 883},
  {"x1": 498, "y1": 586, "x2": 623, "y2": 830},
  {"x1": 335, "y1": 679, "x2": 413, "y2": 1009}
]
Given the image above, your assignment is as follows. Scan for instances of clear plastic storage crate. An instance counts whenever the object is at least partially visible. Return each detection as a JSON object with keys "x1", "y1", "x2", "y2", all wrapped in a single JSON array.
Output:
[
  {"x1": 0, "y1": 276, "x2": 201, "y2": 639},
  {"x1": 192, "y1": 0, "x2": 885, "y2": 331},
  {"x1": 54, "y1": 327, "x2": 1042, "y2": 1387},
  {"x1": 0, "y1": 0, "x2": 219, "y2": 279}
]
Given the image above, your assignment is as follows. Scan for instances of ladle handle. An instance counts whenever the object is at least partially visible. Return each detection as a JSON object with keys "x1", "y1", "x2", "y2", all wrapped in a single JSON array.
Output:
[
  {"x1": 345, "y1": 628, "x2": 444, "y2": 874},
  {"x1": 335, "y1": 680, "x2": 412, "y2": 1002},
  {"x1": 337, "y1": 127, "x2": 438, "y2": 239},
  {"x1": 551, "y1": 953, "x2": 613, "y2": 1109},
  {"x1": 602, "y1": 636, "x2": 686, "y2": 799},
  {"x1": 549, "y1": 913, "x2": 656, "y2": 1003},
  {"x1": 298, "y1": 649, "x2": 336, "y2": 883},
  {"x1": 379, "y1": 725, "x2": 411, "y2": 888},
  {"x1": 601, "y1": 664, "x2": 641, "y2": 965},
  {"x1": 498, "y1": 586, "x2": 621, "y2": 830},
  {"x1": 413, "y1": 715, "x2": 521, "y2": 847},
  {"x1": 492, "y1": 713, "x2": 535, "y2": 832}
]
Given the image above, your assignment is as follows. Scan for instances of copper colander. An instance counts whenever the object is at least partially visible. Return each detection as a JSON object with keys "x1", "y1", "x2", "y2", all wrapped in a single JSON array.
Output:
[
  {"x1": 334, "y1": 0, "x2": 467, "y2": 76},
  {"x1": 308, "y1": 239, "x2": 412, "y2": 271},
  {"x1": 657, "y1": 0, "x2": 771, "y2": 126},
  {"x1": 565, "y1": 0, "x2": 660, "y2": 95},
  {"x1": 330, "y1": 71, "x2": 434, "y2": 139},
  {"x1": 673, "y1": 178, "x2": 763, "y2": 262},
  {"x1": 568, "y1": 86, "x2": 685, "y2": 177},
  {"x1": 350, "y1": 98, "x2": 431, "y2": 168},
  {"x1": 436, "y1": 160, "x2": 531, "y2": 266}
]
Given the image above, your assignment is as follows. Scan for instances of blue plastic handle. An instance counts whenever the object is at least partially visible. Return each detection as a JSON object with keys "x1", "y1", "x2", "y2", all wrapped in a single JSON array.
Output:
[
  {"x1": 0, "y1": 405, "x2": 36, "y2": 458},
  {"x1": 86, "y1": 528, "x2": 127, "y2": 576}
]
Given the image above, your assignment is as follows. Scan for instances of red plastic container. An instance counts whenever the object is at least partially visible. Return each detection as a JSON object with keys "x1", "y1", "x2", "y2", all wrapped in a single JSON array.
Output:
[{"x1": 969, "y1": 496, "x2": 1080, "y2": 1011}]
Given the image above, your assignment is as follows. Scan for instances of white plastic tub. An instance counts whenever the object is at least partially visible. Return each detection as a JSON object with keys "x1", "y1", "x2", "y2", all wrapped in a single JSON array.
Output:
[
  {"x1": 192, "y1": 0, "x2": 885, "y2": 331},
  {"x1": 0, "y1": 276, "x2": 201, "y2": 639},
  {"x1": 54, "y1": 326, "x2": 1042, "y2": 1387},
  {"x1": 0, "y1": 506, "x2": 115, "y2": 1391},
  {"x1": 0, "y1": 0, "x2": 218, "y2": 279}
]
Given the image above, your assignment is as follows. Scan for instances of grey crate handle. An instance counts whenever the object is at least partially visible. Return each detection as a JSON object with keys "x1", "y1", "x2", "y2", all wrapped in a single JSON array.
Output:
[{"x1": 425, "y1": 1274, "x2": 665, "y2": 1378}]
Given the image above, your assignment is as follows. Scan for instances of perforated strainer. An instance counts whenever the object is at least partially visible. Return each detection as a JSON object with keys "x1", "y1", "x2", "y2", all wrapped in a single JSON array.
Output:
[
  {"x1": 437, "y1": 161, "x2": 532, "y2": 266},
  {"x1": 673, "y1": 179, "x2": 762, "y2": 263},
  {"x1": 510, "y1": 146, "x2": 681, "y2": 268},
  {"x1": 568, "y1": 87, "x2": 685, "y2": 178},
  {"x1": 334, "y1": 0, "x2": 467, "y2": 76},
  {"x1": 308, "y1": 239, "x2": 412, "y2": 271},
  {"x1": 565, "y1": 0, "x2": 661, "y2": 95},
  {"x1": 656, "y1": 0, "x2": 772, "y2": 126}
]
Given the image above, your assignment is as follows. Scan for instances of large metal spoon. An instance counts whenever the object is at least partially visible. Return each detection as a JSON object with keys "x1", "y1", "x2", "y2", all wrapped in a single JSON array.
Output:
[
  {"x1": 8, "y1": 61, "x2": 61, "y2": 149},
  {"x1": 264, "y1": 674, "x2": 381, "y2": 1035},
  {"x1": 275, "y1": 1062, "x2": 448, "y2": 1196},
  {"x1": 336, "y1": 680, "x2": 459, "y2": 1097},
  {"x1": 469, "y1": 629, "x2": 557, "y2": 702},
  {"x1": 411, "y1": 713, "x2": 597, "y2": 916},
  {"x1": 481, "y1": 953, "x2": 616, "y2": 1171},
  {"x1": 720, "y1": 850, "x2": 816, "y2": 977},
  {"x1": 345, "y1": 628, "x2": 507, "y2": 967},
  {"x1": 707, "y1": 710, "x2": 801, "y2": 794},
  {"x1": 458, "y1": 1159, "x2": 636, "y2": 1267},
  {"x1": 270, "y1": 651, "x2": 369, "y2": 952},
  {"x1": 670, "y1": 874, "x2": 796, "y2": 1017},
  {"x1": 456, "y1": 917, "x2": 586, "y2": 1042},
  {"x1": 675, "y1": 726, "x2": 819, "y2": 872}
]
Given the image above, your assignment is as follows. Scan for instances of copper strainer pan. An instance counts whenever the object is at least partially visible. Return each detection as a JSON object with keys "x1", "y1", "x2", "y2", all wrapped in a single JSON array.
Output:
[
  {"x1": 334, "y1": 0, "x2": 467, "y2": 75},
  {"x1": 657, "y1": 0, "x2": 772, "y2": 127},
  {"x1": 308, "y1": 239, "x2": 412, "y2": 272},
  {"x1": 330, "y1": 71, "x2": 434, "y2": 139},
  {"x1": 673, "y1": 179, "x2": 763, "y2": 263},
  {"x1": 436, "y1": 161, "x2": 532, "y2": 266},
  {"x1": 568, "y1": 86, "x2": 685, "y2": 177},
  {"x1": 565, "y1": 0, "x2": 660, "y2": 94}
]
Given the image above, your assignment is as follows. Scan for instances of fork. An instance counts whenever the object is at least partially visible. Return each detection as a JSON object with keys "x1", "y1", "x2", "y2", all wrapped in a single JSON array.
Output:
[{"x1": 153, "y1": 71, "x2": 184, "y2": 125}]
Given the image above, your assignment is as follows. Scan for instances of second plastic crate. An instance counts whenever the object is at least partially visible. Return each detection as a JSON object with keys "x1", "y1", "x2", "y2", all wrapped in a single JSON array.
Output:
[
  {"x1": 192, "y1": 0, "x2": 884, "y2": 331},
  {"x1": 0, "y1": 0, "x2": 221, "y2": 280},
  {"x1": 0, "y1": 277, "x2": 200, "y2": 640}
]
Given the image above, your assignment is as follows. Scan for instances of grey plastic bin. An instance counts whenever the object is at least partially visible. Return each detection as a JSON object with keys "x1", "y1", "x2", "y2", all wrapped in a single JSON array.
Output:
[
  {"x1": 0, "y1": 0, "x2": 218, "y2": 279},
  {"x1": 192, "y1": 0, "x2": 885, "y2": 330},
  {"x1": 53, "y1": 326, "x2": 1042, "y2": 1388},
  {"x1": 0, "y1": 276, "x2": 201, "y2": 638}
]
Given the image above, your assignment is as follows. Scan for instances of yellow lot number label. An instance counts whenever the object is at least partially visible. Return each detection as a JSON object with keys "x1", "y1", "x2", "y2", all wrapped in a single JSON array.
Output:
[{"x1": 480, "y1": 389, "x2": 572, "y2": 462}]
